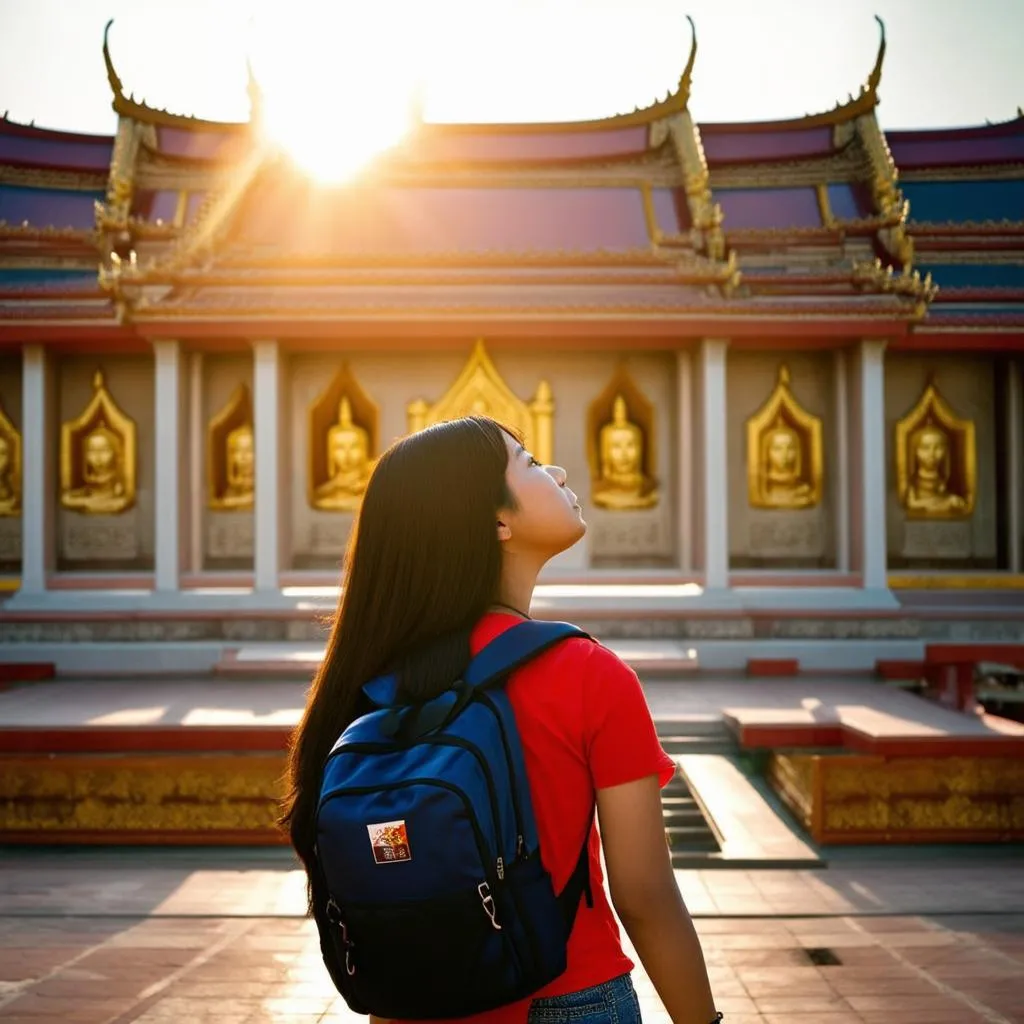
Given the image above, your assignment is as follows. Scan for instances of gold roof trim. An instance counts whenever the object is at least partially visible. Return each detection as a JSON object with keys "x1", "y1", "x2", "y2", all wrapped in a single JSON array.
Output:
[
  {"x1": 100, "y1": 17, "x2": 697, "y2": 137},
  {"x1": 702, "y1": 16, "x2": 886, "y2": 133},
  {"x1": 103, "y1": 20, "x2": 249, "y2": 132}
]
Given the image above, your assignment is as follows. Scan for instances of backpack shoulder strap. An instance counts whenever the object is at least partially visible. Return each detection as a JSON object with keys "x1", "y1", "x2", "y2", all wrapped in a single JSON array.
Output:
[
  {"x1": 463, "y1": 620, "x2": 590, "y2": 690},
  {"x1": 362, "y1": 620, "x2": 590, "y2": 708}
]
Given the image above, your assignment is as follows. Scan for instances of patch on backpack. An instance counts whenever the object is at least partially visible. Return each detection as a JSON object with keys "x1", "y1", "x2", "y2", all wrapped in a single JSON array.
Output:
[{"x1": 367, "y1": 820, "x2": 412, "y2": 864}]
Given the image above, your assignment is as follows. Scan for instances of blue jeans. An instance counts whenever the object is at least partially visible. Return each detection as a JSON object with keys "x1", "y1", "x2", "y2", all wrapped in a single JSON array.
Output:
[{"x1": 528, "y1": 974, "x2": 641, "y2": 1024}]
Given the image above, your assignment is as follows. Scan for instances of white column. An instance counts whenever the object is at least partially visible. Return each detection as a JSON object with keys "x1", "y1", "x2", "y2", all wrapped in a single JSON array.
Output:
[
  {"x1": 1008, "y1": 360, "x2": 1022, "y2": 573},
  {"x1": 188, "y1": 352, "x2": 204, "y2": 574},
  {"x1": 833, "y1": 349, "x2": 850, "y2": 573},
  {"x1": 20, "y1": 345, "x2": 49, "y2": 594},
  {"x1": 253, "y1": 340, "x2": 280, "y2": 592},
  {"x1": 676, "y1": 350, "x2": 693, "y2": 571},
  {"x1": 856, "y1": 340, "x2": 888, "y2": 591},
  {"x1": 699, "y1": 339, "x2": 729, "y2": 589},
  {"x1": 153, "y1": 341, "x2": 181, "y2": 591}
]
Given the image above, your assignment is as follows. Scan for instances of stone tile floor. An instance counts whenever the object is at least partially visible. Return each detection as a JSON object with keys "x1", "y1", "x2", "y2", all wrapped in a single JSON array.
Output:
[{"x1": 0, "y1": 848, "x2": 1022, "y2": 1023}]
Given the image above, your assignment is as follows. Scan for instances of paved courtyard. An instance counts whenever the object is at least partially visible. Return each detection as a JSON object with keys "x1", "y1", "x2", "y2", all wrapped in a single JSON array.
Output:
[{"x1": 0, "y1": 847, "x2": 1022, "y2": 1023}]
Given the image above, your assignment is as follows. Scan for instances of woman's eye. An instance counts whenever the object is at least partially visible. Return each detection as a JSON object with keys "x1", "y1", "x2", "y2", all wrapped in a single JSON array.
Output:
[{"x1": 528, "y1": 456, "x2": 541, "y2": 467}]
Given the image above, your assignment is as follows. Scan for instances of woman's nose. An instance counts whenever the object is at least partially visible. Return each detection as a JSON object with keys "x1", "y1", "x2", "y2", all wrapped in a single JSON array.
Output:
[{"x1": 547, "y1": 464, "x2": 567, "y2": 486}]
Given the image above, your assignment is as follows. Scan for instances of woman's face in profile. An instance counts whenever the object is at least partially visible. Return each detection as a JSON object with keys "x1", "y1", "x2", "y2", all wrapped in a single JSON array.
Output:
[{"x1": 498, "y1": 431, "x2": 586, "y2": 558}]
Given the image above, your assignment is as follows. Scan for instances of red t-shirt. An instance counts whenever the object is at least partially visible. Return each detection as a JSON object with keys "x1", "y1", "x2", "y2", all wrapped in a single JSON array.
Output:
[{"x1": 397, "y1": 612, "x2": 675, "y2": 1024}]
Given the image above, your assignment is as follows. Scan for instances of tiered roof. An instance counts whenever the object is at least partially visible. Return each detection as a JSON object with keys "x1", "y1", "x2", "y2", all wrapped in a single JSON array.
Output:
[{"x1": 1, "y1": 17, "x2": 1020, "y2": 347}]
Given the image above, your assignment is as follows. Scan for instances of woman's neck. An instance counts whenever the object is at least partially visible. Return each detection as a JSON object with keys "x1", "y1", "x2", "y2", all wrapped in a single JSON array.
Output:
[{"x1": 495, "y1": 553, "x2": 542, "y2": 620}]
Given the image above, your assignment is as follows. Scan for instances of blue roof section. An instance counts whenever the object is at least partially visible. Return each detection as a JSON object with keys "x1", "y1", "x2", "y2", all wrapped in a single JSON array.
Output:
[
  {"x1": 0, "y1": 184, "x2": 104, "y2": 229},
  {"x1": 904, "y1": 180, "x2": 1024, "y2": 225},
  {"x1": 921, "y1": 264, "x2": 1024, "y2": 290},
  {"x1": 0, "y1": 268, "x2": 98, "y2": 290}
]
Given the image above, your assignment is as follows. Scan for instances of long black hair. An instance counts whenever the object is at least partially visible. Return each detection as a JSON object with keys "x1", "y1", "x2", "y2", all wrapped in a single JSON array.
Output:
[{"x1": 279, "y1": 416, "x2": 517, "y2": 901}]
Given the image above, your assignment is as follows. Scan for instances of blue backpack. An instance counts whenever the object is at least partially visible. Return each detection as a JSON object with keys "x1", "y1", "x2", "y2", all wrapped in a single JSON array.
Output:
[{"x1": 312, "y1": 620, "x2": 594, "y2": 1020}]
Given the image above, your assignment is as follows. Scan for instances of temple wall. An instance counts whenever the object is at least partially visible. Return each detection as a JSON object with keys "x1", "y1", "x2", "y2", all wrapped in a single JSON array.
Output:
[
  {"x1": 202, "y1": 355, "x2": 254, "y2": 568},
  {"x1": 726, "y1": 352, "x2": 836, "y2": 568},
  {"x1": 286, "y1": 348, "x2": 677, "y2": 571},
  {"x1": 0, "y1": 355, "x2": 22, "y2": 570},
  {"x1": 56, "y1": 356, "x2": 154, "y2": 570},
  {"x1": 885, "y1": 355, "x2": 998, "y2": 568}
]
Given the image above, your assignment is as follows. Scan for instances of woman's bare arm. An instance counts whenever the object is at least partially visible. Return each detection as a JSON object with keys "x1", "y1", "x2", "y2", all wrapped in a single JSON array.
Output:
[{"x1": 598, "y1": 774, "x2": 718, "y2": 1024}]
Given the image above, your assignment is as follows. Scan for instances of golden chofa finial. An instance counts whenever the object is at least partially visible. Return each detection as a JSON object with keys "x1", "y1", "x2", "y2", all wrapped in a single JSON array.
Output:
[
  {"x1": 102, "y1": 20, "x2": 127, "y2": 106},
  {"x1": 678, "y1": 15, "x2": 698, "y2": 108},
  {"x1": 865, "y1": 15, "x2": 887, "y2": 101}
]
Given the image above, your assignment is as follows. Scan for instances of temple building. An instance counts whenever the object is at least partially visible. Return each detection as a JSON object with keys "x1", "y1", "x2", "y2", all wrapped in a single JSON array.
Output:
[{"x1": 0, "y1": 19, "x2": 1022, "y2": 676}]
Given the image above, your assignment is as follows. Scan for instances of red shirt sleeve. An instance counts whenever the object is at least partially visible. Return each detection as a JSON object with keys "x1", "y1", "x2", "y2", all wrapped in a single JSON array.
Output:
[{"x1": 581, "y1": 643, "x2": 677, "y2": 790}]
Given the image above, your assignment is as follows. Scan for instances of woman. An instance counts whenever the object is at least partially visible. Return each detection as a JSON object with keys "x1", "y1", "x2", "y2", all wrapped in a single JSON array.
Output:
[{"x1": 281, "y1": 416, "x2": 719, "y2": 1024}]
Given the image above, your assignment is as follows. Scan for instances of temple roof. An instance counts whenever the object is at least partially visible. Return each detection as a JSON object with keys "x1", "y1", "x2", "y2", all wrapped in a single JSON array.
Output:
[{"x1": 1, "y1": 17, "x2": 1021, "y2": 342}]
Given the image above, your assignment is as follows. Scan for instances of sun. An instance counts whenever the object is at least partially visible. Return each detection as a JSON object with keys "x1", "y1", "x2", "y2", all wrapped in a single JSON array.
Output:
[{"x1": 249, "y1": 7, "x2": 422, "y2": 184}]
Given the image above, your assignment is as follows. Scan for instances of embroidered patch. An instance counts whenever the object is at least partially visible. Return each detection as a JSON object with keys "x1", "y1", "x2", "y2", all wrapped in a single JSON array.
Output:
[{"x1": 367, "y1": 820, "x2": 412, "y2": 864}]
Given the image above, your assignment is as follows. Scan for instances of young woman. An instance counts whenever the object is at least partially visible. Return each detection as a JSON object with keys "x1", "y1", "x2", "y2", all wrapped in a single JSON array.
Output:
[{"x1": 281, "y1": 416, "x2": 719, "y2": 1024}]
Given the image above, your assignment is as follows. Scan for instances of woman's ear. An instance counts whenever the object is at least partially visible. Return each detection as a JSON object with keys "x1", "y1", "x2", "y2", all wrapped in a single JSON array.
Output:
[{"x1": 496, "y1": 518, "x2": 512, "y2": 543}]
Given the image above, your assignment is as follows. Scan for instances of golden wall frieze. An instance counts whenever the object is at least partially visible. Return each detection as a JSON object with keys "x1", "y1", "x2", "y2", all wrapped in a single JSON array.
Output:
[
  {"x1": 0, "y1": 754, "x2": 285, "y2": 838},
  {"x1": 59, "y1": 370, "x2": 137, "y2": 515},
  {"x1": 588, "y1": 367, "x2": 659, "y2": 510},
  {"x1": 0, "y1": 164, "x2": 107, "y2": 191},
  {"x1": 895, "y1": 377, "x2": 976, "y2": 520},
  {"x1": 746, "y1": 365, "x2": 824, "y2": 510},
  {"x1": 406, "y1": 339, "x2": 553, "y2": 461},
  {"x1": 308, "y1": 365, "x2": 378, "y2": 511},
  {"x1": 207, "y1": 383, "x2": 254, "y2": 512},
  {"x1": 0, "y1": 398, "x2": 22, "y2": 517}
]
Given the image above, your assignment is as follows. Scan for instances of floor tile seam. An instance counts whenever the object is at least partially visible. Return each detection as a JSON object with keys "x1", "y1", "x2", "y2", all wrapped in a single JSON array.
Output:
[
  {"x1": 99, "y1": 918, "x2": 256, "y2": 1024},
  {"x1": 844, "y1": 917, "x2": 1017, "y2": 1024}
]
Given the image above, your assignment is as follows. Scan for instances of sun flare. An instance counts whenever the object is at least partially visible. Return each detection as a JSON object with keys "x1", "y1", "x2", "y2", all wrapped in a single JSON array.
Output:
[{"x1": 249, "y1": 8, "x2": 422, "y2": 184}]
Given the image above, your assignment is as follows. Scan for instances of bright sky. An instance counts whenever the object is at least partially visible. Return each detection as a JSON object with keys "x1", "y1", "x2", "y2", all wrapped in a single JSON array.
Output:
[{"x1": 0, "y1": 0, "x2": 1022, "y2": 137}]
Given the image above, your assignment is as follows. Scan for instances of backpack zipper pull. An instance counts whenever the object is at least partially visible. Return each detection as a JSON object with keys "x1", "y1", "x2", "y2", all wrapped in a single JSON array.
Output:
[
  {"x1": 496, "y1": 857, "x2": 505, "y2": 881},
  {"x1": 516, "y1": 834, "x2": 524, "y2": 859}
]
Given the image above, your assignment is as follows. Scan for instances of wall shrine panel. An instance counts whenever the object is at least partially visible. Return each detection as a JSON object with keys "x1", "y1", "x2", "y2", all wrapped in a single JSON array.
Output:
[
  {"x1": 727, "y1": 352, "x2": 835, "y2": 569},
  {"x1": 202, "y1": 355, "x2": 254, "y2": 568},
  {"x1": 56, "y1": 356, "x2": 153, "y2": 571},
  {"x1": 0, "y1": 357, "x2": 22, "y2": 572},
  {"x1": 885, "y1": 356, "x2": 997, "y2": 569}
]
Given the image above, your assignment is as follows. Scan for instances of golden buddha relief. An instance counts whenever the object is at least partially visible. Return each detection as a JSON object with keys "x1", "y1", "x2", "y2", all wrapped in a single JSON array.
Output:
[
  {"x1": 407, "y1": 340, "x2": 554, "y2": 464},
  {"x1": 309, "y1": 365, "x2": 377, "y2": 511},
  {"x1": 746, "y1": 365, "x2": 823, "y2": 510},
  {"x1": 208, "y1": 384, "x2": 254, "y2": 511},
  {"x1": 895, "y1": 379, "x2": 975, "y2": 519},
  {"x1": 60, "y1": 371, "x2": 136, "y2": 515},
  {"x1": 587, "y1": 368, "x2": 658, "y2": 511},
  {"x1": 0, "y1": 398, "x2": 22, "y2": 517}
]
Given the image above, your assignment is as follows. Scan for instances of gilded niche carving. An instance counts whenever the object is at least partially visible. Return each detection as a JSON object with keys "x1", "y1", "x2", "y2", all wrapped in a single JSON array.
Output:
[
  {"x1": 896, "y1": 378, "x2": 975, "y2": 519},
  {"x1": 208, "y1": 383, "x2": 254, "y2": 511},
  {"x1": 0, "y1": 398, "x2": 21, "y2": 517},
  {"x1": 60, "y1": 371, "x2": 136, "y2": 515},
  {"x1": 309, "y1": 364, "x2": 377, "y2": 511},
  {"x1": 407, "y1": 340, "x2": 554, "y2": 464},
  {"x1": 746, "y1": 366, "x2": 823, "y2": 510},
  {"x1": 587, "y1": 367, "x2": 658, "y2": 511}
]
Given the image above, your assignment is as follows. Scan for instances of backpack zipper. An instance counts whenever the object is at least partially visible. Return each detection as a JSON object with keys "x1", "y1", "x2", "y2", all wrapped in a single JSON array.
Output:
[
  {"x1": 329, "y1": 734, "x2": 507, "y2": 871},
  {"x1": 474, "y1": 692, "x2": 527, "y2": 858},
  {"x1": 319, "y1": 776, "x2": 499, "y2": 886}
]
